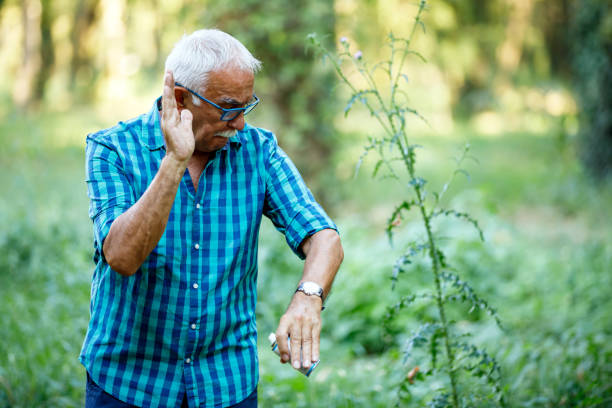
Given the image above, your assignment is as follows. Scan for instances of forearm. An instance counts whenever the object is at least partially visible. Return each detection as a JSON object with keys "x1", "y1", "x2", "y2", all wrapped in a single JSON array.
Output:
[
  {"x1": 299, "y1": 228, "x2": 344, "y2": 300},
  {"x1": 103, "y1": 154, "x2": 187, "y2": 276}
]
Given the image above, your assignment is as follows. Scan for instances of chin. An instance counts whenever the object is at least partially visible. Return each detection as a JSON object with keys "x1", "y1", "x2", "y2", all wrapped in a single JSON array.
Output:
[{"x1": 195, "y1": 138, "x2": 228, "y2": 153}]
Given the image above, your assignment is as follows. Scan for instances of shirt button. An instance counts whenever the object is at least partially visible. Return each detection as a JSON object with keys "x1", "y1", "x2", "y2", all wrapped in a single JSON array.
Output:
[
  {"x1": 191, "y1": 323, "x2": 197, "y2": 330},
  {"x1": 192, "y1": 283, "x2": 199, "y2": 289},
  {"x1": 196, "y1": 203, "x2": 201, "y2": 209},
  {"x1": 185, "y1": 358, "x2": 191, "y2": 364},
  {"x1": 194, "y1": 243, "x2": 200, "y2": 250}
]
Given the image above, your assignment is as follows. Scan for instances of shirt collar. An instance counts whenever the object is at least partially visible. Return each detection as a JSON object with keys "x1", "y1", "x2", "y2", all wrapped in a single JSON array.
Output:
[{"x1": 143, "y1": 97, "x2": 244, "y2": 151}]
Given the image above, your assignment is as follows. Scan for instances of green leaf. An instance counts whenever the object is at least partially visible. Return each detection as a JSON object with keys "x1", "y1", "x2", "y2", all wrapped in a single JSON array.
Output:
[
  {"x1": 431, "y1": 208, "x2": 484, "y2": 241},
  {"x1": 441, "y1": 271, "x2": 503, "y2": 329},
  {"x1": 386, "y1": 200, "x2": 417, "y2": 244},
  {"x1": 454, "y1": 341, "x2": 506, "y2": 406},
  {"x1": 454, "y1": 168, "x2": 471, "y2": 182},
  {"x1": 426, "y1": 393, "x2": 451, "y2": 408},
  {"x1": 372, "y1": 159, "x2": 384, "y2": 178},
  {"x1": 436, "y1": 248, "x2": 448, "y2": 269},
  {"x1": 403, "y1": 322, "x2": 442, "y2": 363},
  {"x1": 391, "y1": 242, "x2": 429, "y2": 288},
  {"x1": 407, "y1": 50, "x2": 427, "y2": 63},
  {"x1": 344, "y1": 90, "x2": 376, "y2": 117},
  {"x1": 354, "y1": 157, "x2": 364, "y2": 179}
]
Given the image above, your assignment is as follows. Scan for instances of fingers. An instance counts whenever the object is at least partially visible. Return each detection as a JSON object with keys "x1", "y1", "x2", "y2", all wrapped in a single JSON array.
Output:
[
  {"x1": 289, "y1": 324, "x2": 302, "y2": 369},
  {"x1": 276, "y1": 301, "x2": 322, "y2": 370},
  {"x1": 180, "y1": 109, "x2": 193, "y2": 130},
  {"x1": 275, "y1": 321, "x2": 291, "y2": 364},
  {"x1": 311, "y1": 321, "x2": 321, "y2": 362},
  {"x1": 162, "y1": 71, "x2": 176, "y2": 108},
  {"x1": 161, "y1": 71, "x2": 179, "y2": 129},
  {"x1": 301, "y1": 326, "x2": 313, "y2": 369}
]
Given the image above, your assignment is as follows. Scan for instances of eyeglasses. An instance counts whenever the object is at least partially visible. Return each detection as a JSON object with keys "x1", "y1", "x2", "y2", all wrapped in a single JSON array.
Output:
[{"x1": 175, "y1": 82, "x2": 259, "y2": 121}]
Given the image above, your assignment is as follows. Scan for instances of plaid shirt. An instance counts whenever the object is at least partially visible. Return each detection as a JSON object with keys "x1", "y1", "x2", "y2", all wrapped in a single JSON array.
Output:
[{"x1": 80, "y1": 98, "x2": 337, "y2": 408}]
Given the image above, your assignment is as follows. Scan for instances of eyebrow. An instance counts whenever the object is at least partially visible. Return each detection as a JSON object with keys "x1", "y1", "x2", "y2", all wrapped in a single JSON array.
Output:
[{"x1": 219, "y1": 96, "x2": 251, "y2": 107}]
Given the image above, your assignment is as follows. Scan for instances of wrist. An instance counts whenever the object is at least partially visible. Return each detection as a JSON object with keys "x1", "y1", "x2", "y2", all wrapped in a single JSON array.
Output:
[
  {"x1": 295, "y1": 281, "x2": 326, "y2": 310},
  {"x1": 162, "y1": 152, "x2": 189, "y2": 177},
  {"x1": 294, "y1": 290, "x2": 322, "y2": 302},
  {"x1": 296, "y1": 281, "x2": 325, "y2": 300}
]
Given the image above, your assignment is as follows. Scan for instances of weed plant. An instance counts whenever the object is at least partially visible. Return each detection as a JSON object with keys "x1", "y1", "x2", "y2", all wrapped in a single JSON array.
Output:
[{"x1": 309, "y1": 2, "x2": 505, "y2": 406}]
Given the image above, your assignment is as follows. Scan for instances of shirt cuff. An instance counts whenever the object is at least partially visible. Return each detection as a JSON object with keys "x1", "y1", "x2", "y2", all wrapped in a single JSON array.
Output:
[
  {"x1": 284, "y1": 204, "x2": 338, "y2": 260},
  {"x1": 93, "y1": 205, "x2": 130, "y2": 262}
]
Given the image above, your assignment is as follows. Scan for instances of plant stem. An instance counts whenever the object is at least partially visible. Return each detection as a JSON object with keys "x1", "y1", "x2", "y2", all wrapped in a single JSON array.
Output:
[
  {"x1": 418, "y1": 188, "x2": 460, "y2": 408},
  {"x1": 385, "y1": 106, "x2": 459, "y2": 408},
  {"x1": 391, "y1": 0, "x2": 426, "y2": 107},
  {"x1": 384, "y1": 5, "x2": 461, "y2": 401},
  {"x1": 398, "y1": 135, "x2": 460, "y2": 407}
]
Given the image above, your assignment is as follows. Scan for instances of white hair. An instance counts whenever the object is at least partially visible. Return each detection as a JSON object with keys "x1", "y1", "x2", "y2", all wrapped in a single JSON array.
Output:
[{"x1": 165, "y1": 29, "x2": 262, "y2": 106}]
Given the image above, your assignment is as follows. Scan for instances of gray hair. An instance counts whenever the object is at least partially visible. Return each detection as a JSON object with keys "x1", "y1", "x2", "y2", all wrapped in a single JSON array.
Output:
[{"x1": 165, "y1": 29, "x2": 262, "y2": 105}]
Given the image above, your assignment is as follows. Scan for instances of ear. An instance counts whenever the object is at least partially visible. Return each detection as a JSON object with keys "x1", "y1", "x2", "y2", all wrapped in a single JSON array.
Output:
[{"x1": 174, "y1": 87, "x2": 187, "y2": 110}]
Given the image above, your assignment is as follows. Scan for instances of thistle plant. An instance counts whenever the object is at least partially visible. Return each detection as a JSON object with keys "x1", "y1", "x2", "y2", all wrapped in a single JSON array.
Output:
[{"x1": 309, "y1": 2, "x2": 505, "y2": 406}]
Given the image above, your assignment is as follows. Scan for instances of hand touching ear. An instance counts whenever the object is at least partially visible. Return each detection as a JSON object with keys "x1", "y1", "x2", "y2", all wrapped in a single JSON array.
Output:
[{"x1": 161, "y1": 70, "x2": 194, "y2": 164}]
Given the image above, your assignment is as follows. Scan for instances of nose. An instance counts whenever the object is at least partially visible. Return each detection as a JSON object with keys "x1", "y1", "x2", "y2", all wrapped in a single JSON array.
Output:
[{"x1": 227, "y1": 113, "x2": 245, "y2": 131}]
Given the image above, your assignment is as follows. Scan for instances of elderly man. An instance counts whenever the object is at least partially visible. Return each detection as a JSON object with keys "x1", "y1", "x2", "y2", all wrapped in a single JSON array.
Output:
[{"x1": 81, "y1": 29, "x2": 343, "y2": 408}]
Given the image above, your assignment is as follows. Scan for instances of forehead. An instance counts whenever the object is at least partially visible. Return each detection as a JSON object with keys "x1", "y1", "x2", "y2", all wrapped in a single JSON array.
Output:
[{"x1": 204, "y1": 68, "x2": 254, "y2": 102}]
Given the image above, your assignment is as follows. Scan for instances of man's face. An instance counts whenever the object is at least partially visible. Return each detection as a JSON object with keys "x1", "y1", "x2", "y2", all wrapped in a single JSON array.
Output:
[{"x1": 182, "y1": 67, "x2": 255, "y2": 153}]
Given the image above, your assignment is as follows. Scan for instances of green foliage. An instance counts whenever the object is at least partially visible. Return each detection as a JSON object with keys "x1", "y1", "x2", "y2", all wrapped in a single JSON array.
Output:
[
  {"x1": 0, "y1": 177, "x2": 91, "y2": 407},
  {"x1": 1, "y1": 1, "x2": 612, "y2": 404},
  {"x1": 1, "y1": 119, "x2": 611, "y2": 406},
  {"x1": 200, "y1": 0, "x2": 339, "y2": 202},
  {"x1": 571, "y1": 0, "x2": 612, "y2": 179}
]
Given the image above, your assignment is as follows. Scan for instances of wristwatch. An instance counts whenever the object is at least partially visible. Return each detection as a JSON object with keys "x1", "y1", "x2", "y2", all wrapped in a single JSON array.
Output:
[{"x1": 295, "y1": 281, "x2": 325, "y2": 302}]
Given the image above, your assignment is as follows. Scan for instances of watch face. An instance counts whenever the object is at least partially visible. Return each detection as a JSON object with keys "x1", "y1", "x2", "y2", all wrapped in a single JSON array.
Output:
[{"x1": 302, "y1": 282, "x2": 321, "y2": 295}]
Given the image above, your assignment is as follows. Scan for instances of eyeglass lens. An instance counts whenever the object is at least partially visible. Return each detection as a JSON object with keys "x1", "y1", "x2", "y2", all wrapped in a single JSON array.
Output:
[{"x1": 220, "y1": 100, "x2": 257, "y2": 121}]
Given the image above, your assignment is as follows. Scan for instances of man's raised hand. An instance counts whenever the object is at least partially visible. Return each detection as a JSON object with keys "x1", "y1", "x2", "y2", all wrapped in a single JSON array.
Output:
[{"x1": 161, "y1": 70, "x2": 194, "y2": 164}]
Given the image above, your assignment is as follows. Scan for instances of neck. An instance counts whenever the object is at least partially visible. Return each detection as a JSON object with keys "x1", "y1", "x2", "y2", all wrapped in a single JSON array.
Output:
[{"x1": 192, "y1": 149, "x2": 215, "y2": 162}]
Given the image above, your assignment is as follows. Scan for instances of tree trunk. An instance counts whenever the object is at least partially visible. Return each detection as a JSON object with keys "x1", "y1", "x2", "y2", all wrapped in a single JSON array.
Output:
[
  {"x1": 13, "y1": 0, "x2": 42, "y2": 110},
  {"x1": 33, "y1": 0, "x2": 54, "y2": 103},
  {"x1": 496, "y1": 0, "x2": 534, "y2": 72},
  {"x1": 70, "y1": 0, "x2": 100, "y2": 91}
]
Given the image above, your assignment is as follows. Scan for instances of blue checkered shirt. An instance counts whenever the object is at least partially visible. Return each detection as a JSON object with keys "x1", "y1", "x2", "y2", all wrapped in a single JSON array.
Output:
[{"x1": 80, "y1": 98, "x2": 337, "y2": 407}]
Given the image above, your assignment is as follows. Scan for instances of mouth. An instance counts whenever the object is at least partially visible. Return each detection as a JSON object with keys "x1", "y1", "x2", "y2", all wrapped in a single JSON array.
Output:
[{"x1": 214, "y1": 130, "x2": 237, "y2": 139}]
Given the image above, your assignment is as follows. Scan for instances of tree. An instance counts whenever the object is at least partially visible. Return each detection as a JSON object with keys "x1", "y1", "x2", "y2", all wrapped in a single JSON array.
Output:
[
  {"x1": 13, "y1": 0, "x2": 42, "y2": 110},
  {"x1": 69, "y1": 0, "x2": 100, "y2": 96},
  {"x1": 571, "y1": 0, "x2": 612, "y2": 180},
  {"x1": 201, "y1": 0, "x2": 338, "y2": 203},
  {"x1": 34, "y1": 0, "x2": 54, "y2": 102}
]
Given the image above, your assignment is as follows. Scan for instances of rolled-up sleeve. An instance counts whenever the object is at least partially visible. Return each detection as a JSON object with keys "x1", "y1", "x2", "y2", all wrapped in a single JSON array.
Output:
[
  {"x1": 85, "y1": 137, "x2": 135, "y2": 259},
  {"x1": 263, "y1": 135, "x2": 338, "y2": 259}
]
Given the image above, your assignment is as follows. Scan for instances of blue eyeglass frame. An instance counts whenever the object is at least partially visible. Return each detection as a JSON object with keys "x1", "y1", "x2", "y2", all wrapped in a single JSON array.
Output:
[{"x1": 174, "y1": 82, "x2": 259, "y2": 121}]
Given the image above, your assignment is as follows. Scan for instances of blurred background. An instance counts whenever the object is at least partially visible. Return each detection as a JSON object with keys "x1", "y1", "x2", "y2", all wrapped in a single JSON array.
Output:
[{"x1": 0, "y1": 0, "x2": 611, "y2": 406}]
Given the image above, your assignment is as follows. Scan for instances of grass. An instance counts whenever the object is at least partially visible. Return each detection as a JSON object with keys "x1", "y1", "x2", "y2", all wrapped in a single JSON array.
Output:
[{"x1": 1, "y1": 108, "x2": 611, "y2": 407}]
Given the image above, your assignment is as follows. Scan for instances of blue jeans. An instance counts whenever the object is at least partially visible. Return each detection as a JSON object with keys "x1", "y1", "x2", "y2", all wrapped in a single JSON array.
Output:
[{"x1": 86, "y1": 372, "x2": 258, "y2": 408}]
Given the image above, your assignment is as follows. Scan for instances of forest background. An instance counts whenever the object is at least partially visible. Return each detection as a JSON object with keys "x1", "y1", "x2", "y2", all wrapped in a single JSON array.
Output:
[{"x1": 0, "y1": 0, "x2": 611, "y2": 406}]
